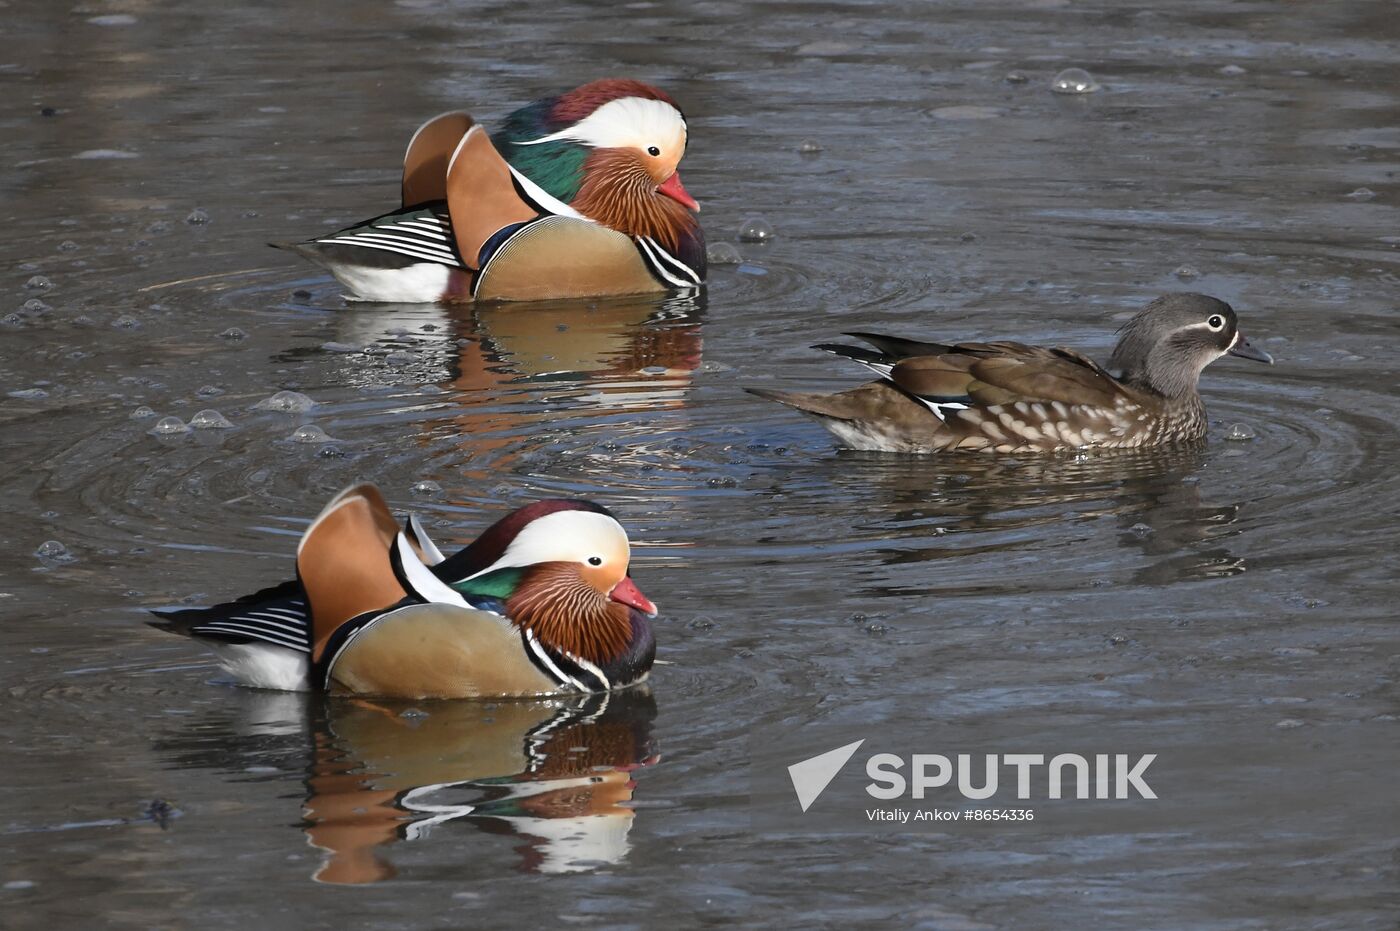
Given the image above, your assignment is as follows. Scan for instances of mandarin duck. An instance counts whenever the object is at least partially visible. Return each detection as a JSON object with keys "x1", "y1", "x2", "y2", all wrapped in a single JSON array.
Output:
[
  {"x1": 150, "y1": 484, "x2": 658, "y2": 699},
  {"x1": 278, "y1": 79, "x2": 705, "y2": 303},
  {"x1": 747, "y1": 293, "x2": 1273, "y2": 454}
]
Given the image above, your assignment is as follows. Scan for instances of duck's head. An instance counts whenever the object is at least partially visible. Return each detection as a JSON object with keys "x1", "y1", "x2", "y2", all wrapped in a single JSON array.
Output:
[
  {"x1": 500, "y1": 79, "x2": 699, "y2": 245},
  {"x1": 449, "y1": 499, "x2": 656, "y2": 661},
  {"x1": 1108, "y1": 293, "x2": 1272, "y2": 398}
]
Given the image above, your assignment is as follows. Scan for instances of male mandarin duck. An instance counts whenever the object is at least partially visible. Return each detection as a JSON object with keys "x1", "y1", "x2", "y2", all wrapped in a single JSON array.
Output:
[
  {"x1": 278, "y1": 78, "x2": 705, "y2": 303},
  {"x1": 150, "y1": 484, "x2": 658, "y2": 699},
  {"x1": 748, "y1": 293, "x2": 1274, "y2": 454}
]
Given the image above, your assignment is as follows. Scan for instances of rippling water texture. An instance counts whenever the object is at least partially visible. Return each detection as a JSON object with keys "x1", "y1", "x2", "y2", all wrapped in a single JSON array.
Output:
[{"x1": 3, "y1": 1, "x2": 1399, "y2": 928}]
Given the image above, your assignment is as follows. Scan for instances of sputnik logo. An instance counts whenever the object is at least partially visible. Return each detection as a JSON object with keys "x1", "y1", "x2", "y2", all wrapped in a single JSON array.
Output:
[{"x1": 787, "y1": 739, "x2": 865, "y2": 812}]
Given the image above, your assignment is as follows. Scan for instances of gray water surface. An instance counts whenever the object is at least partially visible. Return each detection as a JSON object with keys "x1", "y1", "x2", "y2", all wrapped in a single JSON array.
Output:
[{"x1": 3, "y1": 1, "x2": 1398, "y2": 928}]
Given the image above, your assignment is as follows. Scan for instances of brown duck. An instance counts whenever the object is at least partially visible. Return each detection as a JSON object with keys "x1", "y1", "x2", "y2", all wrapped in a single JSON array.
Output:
[{"x1": 747, "y1": 293, "x2": 1273, "y2": 454}]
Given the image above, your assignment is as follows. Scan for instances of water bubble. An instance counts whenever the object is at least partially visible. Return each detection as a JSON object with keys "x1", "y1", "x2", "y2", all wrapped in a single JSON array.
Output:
[
  {"x1": 58, "y1": 240, "x2": 79, "y2": 252},
  {"x1": 146, "y1": 220, "x2": 172, "y2": 234},
  {"x1": 1173, "y1": 264, "x2": 1202, "y2": 280},
  {"x1": 112, "y1": 314, "x2": 141, "y2": 329},
  {"x1": 1344, "y1": 187, "x2": 1376, "y2": 201},
  {"x1": 130, "y1": 405, "x2": 156, "y2": 419},
  {"x1": 196, "y1": 384, "x2": 224, "y2": 397},
  {"x1": 255, "y1": 390, "x2": 316, "y2": 413},
  {"x1": 24, "y1": 275, "x2": 52, "y2": 291},
  {"x1": 1224, "y1": 422, "x2": 1256, "y2": 441},
  {"x1": 1005, "y1": 70, "x2": 1029, "y2": 84},
  {"x1": 316, "y1": 444, "x2": 344, "y2": 459},
  {"x1": 189, "y1": 409, "x2": 233, "y2": 429},
  {"x1": 706, "y1": 242, "x2": 743, "y2": 265},
  {"x1": 289, "y1": 424, "x2": 332, "y2": 443},
  {"x1": 1129, "y1": 522, "x2": 1154, "y2": 536},
  {"x1": 2, "y1": 313, "x2": 23, "y2": 328},
  {"x1": 149, "y1": 416, "x2": 191, "y2": 435},
  {"x1": 1219, "y1": 64, "x2": 1247, "y2": 76},
  {"x1": 797, "y1": 139, "x2": 824, "y2": 154},
  {"x1": 1050, "y1": 67, "x2": 1101, "y2": 95},
  {"x1": 410, "y1": 480, "x2": 443, "y2": 497},
  {"x1": 8, "y1": 387, "x2": 48, "y2": 400},
  {"x1": 736, "y1": 217, "x2": 774, "y2": 243},
  {"x1": 23, "y1": 299, "x2": 51, "y2": 314},
  {"x1": 35, "y1": 540, "x2": 71, "y2": 561},
  {"x1": 699, "y1": 360, "x2": 734, "y2": 373},
  {"x1": 185, "y1": 208, "x2": 210, "y2": 225}
]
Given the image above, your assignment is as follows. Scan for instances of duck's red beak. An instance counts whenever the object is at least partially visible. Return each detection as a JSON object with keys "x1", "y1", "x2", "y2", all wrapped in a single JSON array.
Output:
[
  {"x1": 657, "y1": 172, "x2": 699, "y2": 212},
  {"x1": 610, "y1": 576, "x2": 658, "y2": 617}
]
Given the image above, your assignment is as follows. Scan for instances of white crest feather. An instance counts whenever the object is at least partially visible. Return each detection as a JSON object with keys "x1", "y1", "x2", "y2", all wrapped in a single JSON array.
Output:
[
  {"x1": 464, "y1": 511, "x2": 629, "y2": 580},
  {"x1": 517, "y1": 97, "x2": 686, "y2": 154}
]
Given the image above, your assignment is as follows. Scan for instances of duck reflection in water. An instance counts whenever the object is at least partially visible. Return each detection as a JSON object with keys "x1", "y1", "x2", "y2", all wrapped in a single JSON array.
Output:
[
  {"x1": 317, "y1": 289, "x2": 705, "y2": 481},
  {"x1": 155, "y1": 686, "x2": 659, "y2": 883},
  {"x1": 304, "y1": 687, "x2": 658, "y2": 883},
  {"x1": 327, "y1": 289, "x2": 704, "y2": 396},
  {"x1": 840, "y1": 441, "x2": 1246, "y2": 585}
]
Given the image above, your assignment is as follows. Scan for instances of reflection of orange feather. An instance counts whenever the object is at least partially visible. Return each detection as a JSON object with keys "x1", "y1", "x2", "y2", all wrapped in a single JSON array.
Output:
[
  {"x1": 304, "y1": 735, "x2": 401, "y2": 885},
  {"x1": 572, "y1": 149, "x2": 697, "y2": 252}
]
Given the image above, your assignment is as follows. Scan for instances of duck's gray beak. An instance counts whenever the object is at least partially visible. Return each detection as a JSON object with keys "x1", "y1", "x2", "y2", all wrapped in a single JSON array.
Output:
[{"x1": 1228, "y1": 334, "x2": 1273, "y2": 364}]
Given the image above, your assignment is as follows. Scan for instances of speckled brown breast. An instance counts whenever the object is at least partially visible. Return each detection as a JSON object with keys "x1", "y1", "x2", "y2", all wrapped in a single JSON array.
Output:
[{"x1": 944, "y1": 394, "x2": 1208, "y2": 453}]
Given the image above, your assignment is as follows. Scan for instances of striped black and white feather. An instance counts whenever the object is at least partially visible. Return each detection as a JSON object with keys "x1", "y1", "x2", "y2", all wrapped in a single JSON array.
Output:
[
  {"x1": 635, "y1": 235, "x2": 702, "y2": 288},
  {"x1": 310, "y1": 203, "x2": 465, "y2": 269},
  {"x1": 149, "y1": 579, "x2": 312, "y2": 654}
]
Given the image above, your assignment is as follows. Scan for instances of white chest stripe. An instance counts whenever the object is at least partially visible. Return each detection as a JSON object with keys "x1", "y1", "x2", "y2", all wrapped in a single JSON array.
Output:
[
  {"x1": 507, "y1": 165, "x2": 588, "y2": 219},
  {"x1": 393, "y1": 534, "x2": 470, "y2": 607}
]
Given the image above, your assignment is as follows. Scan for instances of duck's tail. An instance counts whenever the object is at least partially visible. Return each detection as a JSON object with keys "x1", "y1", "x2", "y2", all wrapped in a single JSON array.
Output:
[
  {"x1": 744, "y1": 386, "x2": 869, "y2": 421},
  {"x1": 149, "y1": 578, "x2": 311, "y2": 654}
]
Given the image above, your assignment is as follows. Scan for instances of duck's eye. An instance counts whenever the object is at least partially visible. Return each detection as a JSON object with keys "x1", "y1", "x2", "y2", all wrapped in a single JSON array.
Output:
[
  {"x1": 1207, "y1": 315, "x2": 1225, "y2": 330},
  {"x1": 587, "y1": 556, "x2": 604, "y2": 567},
  {"x1": 646, "y1": 145, "x2": 661, "y2": 157}
]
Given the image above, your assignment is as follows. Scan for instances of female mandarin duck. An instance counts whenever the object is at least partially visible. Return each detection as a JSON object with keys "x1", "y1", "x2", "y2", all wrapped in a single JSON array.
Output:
[
  {"x1": 150, "y1": 485, "x2": 658, "y2": 699},
  {"x1": 279, "y1": 79, "x2": 705, "y2": 303},
  {"x1": 748, "y1": 293, "x2": 1273, "y2": 453}
]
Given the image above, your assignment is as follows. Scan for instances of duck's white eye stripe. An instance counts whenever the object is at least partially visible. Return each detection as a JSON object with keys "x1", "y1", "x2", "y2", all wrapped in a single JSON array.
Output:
[{"x1": 519, "y1": 98, "x2": 685, "y2": 151}]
